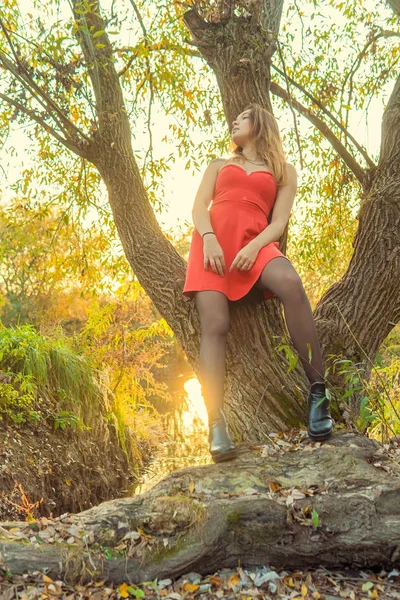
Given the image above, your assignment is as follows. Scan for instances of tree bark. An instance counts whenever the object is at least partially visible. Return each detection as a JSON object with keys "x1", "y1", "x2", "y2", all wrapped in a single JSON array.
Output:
[
  {"x1": 313, "y1": 72, "x2": 400, "y2": 393},
  {"x1": 0, "y1": 433, "x2": 399, "y2": 584}
]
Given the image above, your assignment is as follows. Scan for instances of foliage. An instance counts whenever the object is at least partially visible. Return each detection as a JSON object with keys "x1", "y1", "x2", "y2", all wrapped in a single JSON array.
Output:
[
  {"x1": 0, "y1": 321, "x2": 105, "y2": 427},
  {"x1": 77, "y1": 294, "x2": 175, "y2": 465},
  {"x1": 274, "y1": 324, "x2": 400, "y2": 443},
  {"x1": 0, "y1": 196, "x2": 131, "y2": 327}
]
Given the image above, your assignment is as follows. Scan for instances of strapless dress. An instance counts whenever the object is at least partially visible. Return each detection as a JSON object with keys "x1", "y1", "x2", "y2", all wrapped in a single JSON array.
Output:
[{"x1": 183, "y1": 162, "x2": 291, "y2": 301}]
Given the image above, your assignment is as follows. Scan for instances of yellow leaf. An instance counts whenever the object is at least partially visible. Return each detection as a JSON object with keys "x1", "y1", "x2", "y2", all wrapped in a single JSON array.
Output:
[
  {"x1": 43, "y1": 575, "x2": 54, "y2": 583},
  {"x1": 301, "y1": 583, "x2": 308, "y2": 596},
  {"x1": 65, "y1": 480, "x2": 71, "y2": 486},
  {"x1": 188, "y1": 480, "x2": 195, "y2": 493},
  {"x1": 118, "y1": 583, "x2": 130, "y2": 598},
  {"x1": 227, "y1": 574, "x2": 240, "y2": 588},
  {"x1": 312, "y1": 592, "x2": 321, "y2": 599},
  {"x1": 183, "y1": 583, "x2": 199, "y2": 593},
  {"x1": 284, "y1": 576, "x2": 295, "y2": 587}
]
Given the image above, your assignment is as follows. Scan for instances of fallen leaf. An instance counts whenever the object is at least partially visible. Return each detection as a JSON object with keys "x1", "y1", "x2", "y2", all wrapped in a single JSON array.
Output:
[
  {"x1": 183, "y1": 583, "x2": 199, "y2": 593},
  {"x1": 119, "y1": 583, "x2": 130, "y2": 598},
  {"x1": 362, "y1": 582, "x2": 374, "y2": 592},
  {"x1": 227, "y1": 573, "x2": 240, "y2": 589},
  {"x1": 269, "y1": 481, "x2": 282, "y2": 493}
]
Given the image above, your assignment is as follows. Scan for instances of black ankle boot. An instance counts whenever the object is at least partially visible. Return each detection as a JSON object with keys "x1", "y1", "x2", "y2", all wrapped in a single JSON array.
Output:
[
  {"x1": 308, "y1": 381, "x2": 334, "y2": 441},
  {"x1": 208, "y1": 407, "x2": 238, "y2": 463}
]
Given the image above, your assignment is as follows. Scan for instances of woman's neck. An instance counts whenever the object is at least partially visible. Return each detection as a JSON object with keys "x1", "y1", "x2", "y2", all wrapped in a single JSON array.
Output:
[{"x1": 238, "y1": 144, "x2": 263, "y2": 163}]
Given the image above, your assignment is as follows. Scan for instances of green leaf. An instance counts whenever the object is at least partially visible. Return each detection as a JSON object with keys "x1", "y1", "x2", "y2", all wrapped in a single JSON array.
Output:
[
  {"x1": 311, "y1": 508, "x2": 319, "y2": 527},
  {"x1": 93, "y1": 30, "x2": 105, "y2": 38},
  {"x1": 362, "y1": 582, "x2": 374, "y2": 592},
  {"x1": 128, "y1": 588, "x2": 145, "y2": 598}
]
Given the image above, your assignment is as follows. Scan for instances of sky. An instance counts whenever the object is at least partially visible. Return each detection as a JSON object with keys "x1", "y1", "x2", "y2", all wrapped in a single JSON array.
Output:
[{"x1": 0, "y1": 0, "x2": 395, "y2": 237}]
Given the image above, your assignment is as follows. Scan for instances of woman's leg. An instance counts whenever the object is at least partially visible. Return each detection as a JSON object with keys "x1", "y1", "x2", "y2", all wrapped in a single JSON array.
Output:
[
  {"x1": 194, "y1": 290, "x2": 237, "y2": 460},
  {"x1": 194, "y1": 290, "x2": 231, "y2": 418},
  {"x1": 255, "y1": 258, "x2": 333, "y2": 440},
  {"x1": 255, "y1": 258, "x2": 325, "y2": 383}
]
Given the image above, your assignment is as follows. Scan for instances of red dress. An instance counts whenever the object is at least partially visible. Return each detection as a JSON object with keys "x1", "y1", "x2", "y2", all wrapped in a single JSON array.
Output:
[{"x1": 183, "y1": 162, "x2": 291, "y2": 301}]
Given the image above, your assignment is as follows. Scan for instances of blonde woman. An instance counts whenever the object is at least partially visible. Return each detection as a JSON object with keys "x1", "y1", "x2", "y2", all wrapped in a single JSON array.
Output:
[{"x1": 183, "y1": 103, "x2": 334, "y2": 463}]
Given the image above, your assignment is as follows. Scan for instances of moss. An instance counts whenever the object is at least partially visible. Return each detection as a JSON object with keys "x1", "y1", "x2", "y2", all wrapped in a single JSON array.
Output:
[
  {"x1": 227, "y1": 510, "x2": 244, "y2": 525},
  {"x1": 150, "y1": 533, "x2": 188, "y2": 565},
  {"x1": 96, "y1": 527, "x2": 117, "y2": 545},
  {"x1": 149, "y1": 494, "x2": 207, "y2": 531},
  {"x1": 145, "y1": 496, "x2": 208, "y2": 565}
]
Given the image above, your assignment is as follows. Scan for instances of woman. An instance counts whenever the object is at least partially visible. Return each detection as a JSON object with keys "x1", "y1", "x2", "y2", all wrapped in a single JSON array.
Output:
[{"x1": 183, "y1": 103, "x2": 334, "y2": 463}]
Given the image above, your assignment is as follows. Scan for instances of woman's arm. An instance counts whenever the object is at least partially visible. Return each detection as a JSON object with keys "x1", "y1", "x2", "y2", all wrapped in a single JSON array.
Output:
[
  {"x1": 191, "y1": 158, "x2": 225, "y2": 236},
  {"x1": 250, "y1": 163, "x2": 298, "y2": 251}
]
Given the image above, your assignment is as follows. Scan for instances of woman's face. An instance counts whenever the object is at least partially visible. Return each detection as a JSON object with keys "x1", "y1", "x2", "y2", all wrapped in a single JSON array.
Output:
[{"x1": 231, "y1": 110, "x2": 252, "y2": 146}]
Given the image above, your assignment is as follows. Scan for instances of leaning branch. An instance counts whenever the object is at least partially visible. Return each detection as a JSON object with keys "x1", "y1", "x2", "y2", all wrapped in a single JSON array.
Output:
[
  {"x1": 0, "y1": 21, "x2": 90, "y2": 144},
  {"x1": 0, "y1": 93, "x2": 88, "y2": 157},
  {"x1": 271, "y1": 65, "x2": 374, "y2": 168},
  {"x1": 270, "y1": 82, "x2": 366, "y2": 185}
]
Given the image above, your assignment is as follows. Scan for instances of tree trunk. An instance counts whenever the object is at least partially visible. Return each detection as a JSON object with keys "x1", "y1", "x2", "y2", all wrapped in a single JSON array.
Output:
[
  {"x1": 0, "y1": 432, "x2": 399, "y2": 584},
  {"x1": 313, "y1": 74, "x2": 400, "y2": 396}
]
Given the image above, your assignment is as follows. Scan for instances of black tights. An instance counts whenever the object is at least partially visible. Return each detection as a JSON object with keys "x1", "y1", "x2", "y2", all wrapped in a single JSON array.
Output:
[{"x1": 194, "y1": 257, "x2": 324, "y2": 417}]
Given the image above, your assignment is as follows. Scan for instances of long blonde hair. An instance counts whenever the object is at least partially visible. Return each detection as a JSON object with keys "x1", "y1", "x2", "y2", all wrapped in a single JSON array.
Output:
[{"x1": 227, "y1": 103, "x2": 288, "y2": 187}]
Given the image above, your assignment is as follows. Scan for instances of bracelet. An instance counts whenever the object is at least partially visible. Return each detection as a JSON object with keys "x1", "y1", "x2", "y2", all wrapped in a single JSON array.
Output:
[{"x1": 202, "y1": 231, "x2": 216, "y2": 239}]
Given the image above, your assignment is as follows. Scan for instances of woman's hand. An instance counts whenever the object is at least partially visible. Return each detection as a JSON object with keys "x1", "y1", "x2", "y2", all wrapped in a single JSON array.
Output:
[
  {"x1": 230, "y1": 241, "x2": 260, "y2": 272},
  {"x1": 203, "y1": 235, "x2": 226, "y2": 276}
]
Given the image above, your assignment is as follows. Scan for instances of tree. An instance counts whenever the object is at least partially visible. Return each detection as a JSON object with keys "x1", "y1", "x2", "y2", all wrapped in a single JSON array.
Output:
[{"x1": 0, "y1": 0, "x2": 399, "y2": 440}]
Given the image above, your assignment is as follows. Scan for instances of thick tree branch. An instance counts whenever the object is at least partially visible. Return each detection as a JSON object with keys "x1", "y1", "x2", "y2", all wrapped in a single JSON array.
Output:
[
  {"x1": 386, "y1": 0, "x2": 400, "y2": 16},
  {"x1": 380, "y1": 74, "x2": 400, "y2": 164},
  {"x1": 71, "y1": 0, "x2": 122, "y2": 124},
  {"x1": 115, "y1": 36, "x2": 374, "y2": 175},
  {"x1": 0, "y1": 433, "x2": 399, "y2": 583},
  {"x1": 270, "y1": 82, "x2": 366, "y2": 185}
]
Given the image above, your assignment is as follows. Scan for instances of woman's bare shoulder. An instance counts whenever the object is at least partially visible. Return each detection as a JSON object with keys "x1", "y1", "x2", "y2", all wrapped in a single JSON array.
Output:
[
  {"x1": 204, "y1": 157, "x2": 231, "y2": 173},
  {"x1": 285, "y1": 162, "x2": 298, "y2": 174},
  {"x1": 208, "y1": 157, "x2": 231, "y2": 165},
  {"x1": 284, "y1": 162, "x2": 298, "y2": 187}
]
